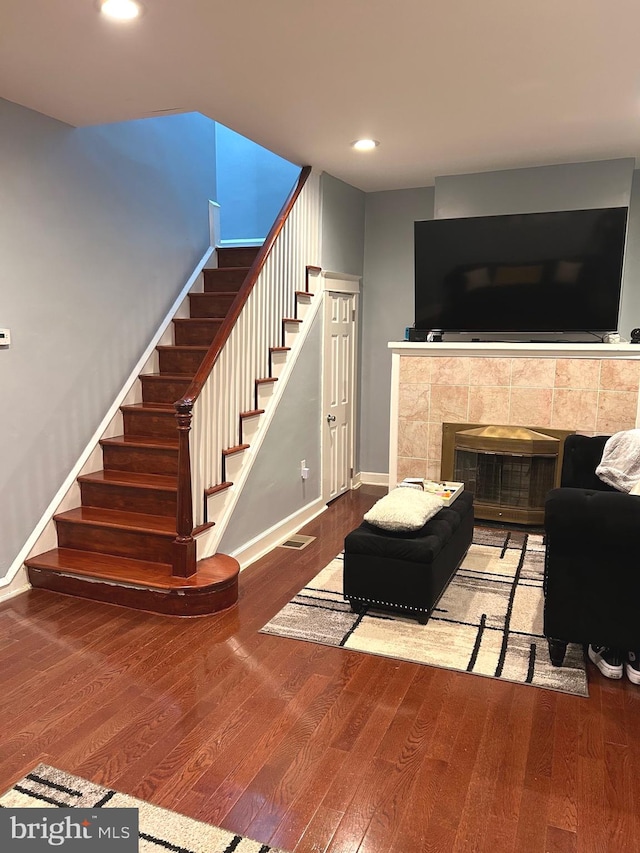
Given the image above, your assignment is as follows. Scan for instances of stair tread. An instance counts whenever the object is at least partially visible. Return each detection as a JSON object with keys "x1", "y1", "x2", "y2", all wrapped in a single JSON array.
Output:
[
  {"x1": 207, "y1": 264, "x2": 252, "y2": 272},
  {"x1": 222, "y1": 444, "x2": 250, "y2": 456},
  {"x1": 78, "y1": 470, "x2": 177, "y2": 490},
  {"x1": 174, "y1": 317, "x2": 223, "y2": 323},
  {"x1": 205, "y1": 481, "x2": 233, "y2": 496},
  {"x1": 26, "y1": 548, "x2": 237, "y2": 590},
  {"x1": 120, "y1": 403, "x2": 175, "y2": 412},
  {"x1": 191, "y1": 291, "x2": 239, "y2": 297},
  {"x1": 54, "y1": 506, "x2": 176, "y2": 535},
  {"x1": 156, "y1": 345, "x2": 209, "y2": 352},
  {"x1": 100, "y1": 434, "x2": 179, "y2": 449},
  {"x1": 270, "y1": 346, "x2": 291, "y2": 352},
  {"x1": 141, "y1": 373, "x2": 194, "y2": 381},
  {"x1": 240, "y1": 409, "x2": 265, "y2": 418}
]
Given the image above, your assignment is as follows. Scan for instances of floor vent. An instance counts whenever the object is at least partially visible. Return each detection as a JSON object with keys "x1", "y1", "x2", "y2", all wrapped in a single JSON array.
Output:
[{"x1": 278, "y1": 534, "x2": 316, "y2": 550}]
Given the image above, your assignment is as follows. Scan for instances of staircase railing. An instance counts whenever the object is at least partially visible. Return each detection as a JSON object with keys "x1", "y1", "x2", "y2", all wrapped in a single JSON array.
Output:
[{"x1": 172, "y1": 166, "x2": 320, "y2": 576}]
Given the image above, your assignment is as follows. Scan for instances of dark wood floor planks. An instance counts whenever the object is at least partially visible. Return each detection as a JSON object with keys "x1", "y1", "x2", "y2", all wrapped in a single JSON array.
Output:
[{"x1": 1, "y1": 484, "x2": 639, "y2": 853}]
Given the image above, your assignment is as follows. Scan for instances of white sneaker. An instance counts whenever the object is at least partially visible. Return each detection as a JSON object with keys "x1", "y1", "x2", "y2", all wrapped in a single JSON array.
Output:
[
  {"x1": 588, "y1": 645, "x2": 623, "y2": 679},
  {"x1": 626, "y1": 651, "x2": 640, "y2": 685}
]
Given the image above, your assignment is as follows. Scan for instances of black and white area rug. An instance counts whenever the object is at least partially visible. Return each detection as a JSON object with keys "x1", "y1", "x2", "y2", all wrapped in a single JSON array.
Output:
[
  {"x1": 0, "y1": 764, "x2": 286, "y2": 853},
  {"x1": 261, "y1": 528, "x2": 588, "y2": 697}
]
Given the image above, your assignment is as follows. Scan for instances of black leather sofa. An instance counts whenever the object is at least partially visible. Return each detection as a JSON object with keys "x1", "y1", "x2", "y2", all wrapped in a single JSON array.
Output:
[{"x1": 544, "y1": 433, "x2": 640, "y2": 665}]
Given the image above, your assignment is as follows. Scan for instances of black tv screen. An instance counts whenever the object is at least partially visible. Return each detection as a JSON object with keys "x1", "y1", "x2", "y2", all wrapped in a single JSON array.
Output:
[{"x1": 414, "y1": 207, "x2": 628, "y2": 334}]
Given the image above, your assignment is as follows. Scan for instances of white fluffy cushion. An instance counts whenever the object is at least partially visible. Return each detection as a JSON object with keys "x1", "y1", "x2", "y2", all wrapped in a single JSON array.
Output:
[{"x1": 364, "y1": 487, "x2": 443, "y2": 532}]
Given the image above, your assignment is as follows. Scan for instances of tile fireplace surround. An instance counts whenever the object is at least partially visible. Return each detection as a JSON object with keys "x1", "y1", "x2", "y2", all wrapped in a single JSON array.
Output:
[{"x1": 388, "y1": 342, "x2": 640, "y2": 485}]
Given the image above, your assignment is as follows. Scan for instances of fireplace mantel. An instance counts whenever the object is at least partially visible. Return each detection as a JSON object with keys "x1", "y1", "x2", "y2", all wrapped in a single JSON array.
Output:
[
  {"x1": 389, "y1": 341, "x2": 640, "y2": 359},
  {"x1": 388, "y1": 341, "x2": 640, "y2": 486}
]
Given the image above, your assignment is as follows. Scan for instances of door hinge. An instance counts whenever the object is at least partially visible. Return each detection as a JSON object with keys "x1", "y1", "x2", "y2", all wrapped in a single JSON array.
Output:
[
  {"x1": 350, "y1": 467, "x2": 354, "y2": 478},
  {"x1": 352, "y1": 309, "x2": 356, "y2": 321}
]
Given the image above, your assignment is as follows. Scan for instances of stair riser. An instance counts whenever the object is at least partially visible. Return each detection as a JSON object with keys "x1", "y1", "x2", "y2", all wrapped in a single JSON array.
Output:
[
  {"x1": 158, "y1": 349, "x2": 205, "y2": 374},
  {"x1": 140, "y1": 377, "x2": 192, "y2": 405},
  {"x1": 56, "y1": 520, "x2": 174, "y2": 563},
  {"x1": 102, "y1": 445, "x2": 178, "y2": 476},
  {"x1": 216, "y1": 247, "x2": 259, "y2": 267},
  {"x1": 203, "y1": 268, "x2": 247, "y2": 291},
  {"x1": 122, "y1": 411, "x2": 177, "y2": 439},
  {"x1": 174, "y1": 320, "x2": 222, "y2": 346},
  {"x1": 80, "y1": 483, "x2": 177, "y2": 517},
  {"x1": 189, "y1": 293, "x2": 236, "y2": 317}
]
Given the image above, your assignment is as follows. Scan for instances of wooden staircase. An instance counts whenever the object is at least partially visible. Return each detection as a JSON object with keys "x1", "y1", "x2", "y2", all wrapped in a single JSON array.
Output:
[{"x1": 25, "y1": 247, "x2": 260, "y2": 616}]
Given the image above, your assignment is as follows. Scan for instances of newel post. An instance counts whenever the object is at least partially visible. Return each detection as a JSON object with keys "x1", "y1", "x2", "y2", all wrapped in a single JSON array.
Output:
[{"x1": 173, "y1": 400, "x2": 197, "y2": 578}]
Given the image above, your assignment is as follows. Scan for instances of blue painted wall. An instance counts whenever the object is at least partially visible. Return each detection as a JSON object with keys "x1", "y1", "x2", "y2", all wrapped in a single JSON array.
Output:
[{"x1": 215, "y1": 123, "x2": 301, "y2": 242}]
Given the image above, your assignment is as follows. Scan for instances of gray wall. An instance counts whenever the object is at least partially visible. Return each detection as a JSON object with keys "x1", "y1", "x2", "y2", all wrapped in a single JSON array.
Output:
[
  {"x1": 619, "y1": 169, "x2": 640, "y2": 338},
  {"x1": 359, "y1": 187, "x2": 435, "y2": 476},
  {"x1": 219, "y1": 310, "x2": 322, "y2": 556},
  {"x1": 434, "y1": 159, "x2": 635, "y2": 218},
  {"x1": 215, "y1": 123, "x2": 301, "y2": 242},
  {"x1": 0, "y1": 99, "x2": 216, "y2": 580},
  {"x1": 320, "y1": 173, "x2": 365, "y2": 276}
]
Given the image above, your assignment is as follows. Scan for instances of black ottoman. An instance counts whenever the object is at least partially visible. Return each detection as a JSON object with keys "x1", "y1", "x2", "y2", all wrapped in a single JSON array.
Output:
[{"x1": 343, "y1": 490, "x2": 474, "y2": 624}]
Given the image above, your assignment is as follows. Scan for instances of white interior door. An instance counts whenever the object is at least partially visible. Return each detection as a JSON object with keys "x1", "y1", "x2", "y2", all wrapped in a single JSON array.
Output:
[{"x1": 322, "y1": 291, "x2": 356, "y2": 502}]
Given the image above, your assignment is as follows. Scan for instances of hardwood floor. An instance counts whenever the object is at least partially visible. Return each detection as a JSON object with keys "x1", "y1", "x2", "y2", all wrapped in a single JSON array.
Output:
[{"x1": 1, "y1": 485, "x2": 639, "y2": 852}]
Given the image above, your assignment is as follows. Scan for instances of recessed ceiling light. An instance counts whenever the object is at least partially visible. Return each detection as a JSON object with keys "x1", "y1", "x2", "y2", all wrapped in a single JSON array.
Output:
[
  {"x1": 100, "y1": 0, "x2": 143, "y2": 20},
  {"x1": 351, "y1": 139, "x2": 379, "y2": 151}
]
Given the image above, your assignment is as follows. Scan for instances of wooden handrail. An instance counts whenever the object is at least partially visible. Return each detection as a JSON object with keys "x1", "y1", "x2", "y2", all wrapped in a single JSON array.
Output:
[{"x1": 174, "y1": 165, "x2": 312, "y2": 413}]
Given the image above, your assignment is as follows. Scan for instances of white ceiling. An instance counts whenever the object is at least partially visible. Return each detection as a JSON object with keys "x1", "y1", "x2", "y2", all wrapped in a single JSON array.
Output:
[{"x1": 2, "y1": 0, "x2": 640, "y2": 192}]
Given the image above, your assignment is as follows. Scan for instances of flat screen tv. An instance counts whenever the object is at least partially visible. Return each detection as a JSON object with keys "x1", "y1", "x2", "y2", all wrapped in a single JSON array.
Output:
[{"x1": 414, "y1": 207, "x2": 628, "y2": 335}]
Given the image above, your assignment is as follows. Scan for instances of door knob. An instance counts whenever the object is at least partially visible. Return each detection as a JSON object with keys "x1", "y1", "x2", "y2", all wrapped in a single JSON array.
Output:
[{"x1": 326, "y1": 414, "x2": 336, "y2": 423}]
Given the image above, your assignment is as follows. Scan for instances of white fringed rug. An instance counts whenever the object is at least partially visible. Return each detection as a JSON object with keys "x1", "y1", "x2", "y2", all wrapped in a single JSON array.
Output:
[{"x1": 261, "y1": 528, "x2": 588, "y2": 697}]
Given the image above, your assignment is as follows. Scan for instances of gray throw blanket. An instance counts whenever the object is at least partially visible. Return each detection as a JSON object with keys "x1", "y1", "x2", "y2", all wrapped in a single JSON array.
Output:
[{"x1": 596, "y1": 429, "x2": 640, "y2": 492}]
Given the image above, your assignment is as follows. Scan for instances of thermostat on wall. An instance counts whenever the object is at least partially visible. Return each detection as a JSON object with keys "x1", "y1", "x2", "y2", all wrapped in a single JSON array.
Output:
[{"x1": 0, "y1": 329, "x2": 11, "y2": 346}]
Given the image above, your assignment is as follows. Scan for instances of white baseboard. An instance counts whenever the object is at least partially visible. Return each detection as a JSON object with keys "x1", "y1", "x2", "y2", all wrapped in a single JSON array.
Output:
[
  {"x1": 229, "y1": 498, "x2": 327, "y2": 570},
  {"x1": 0, "y1": 567, "x2": 30, "y2": 603},
  {"x1": 359, "y1": 471, "x2": 389, "y2": 487}
]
